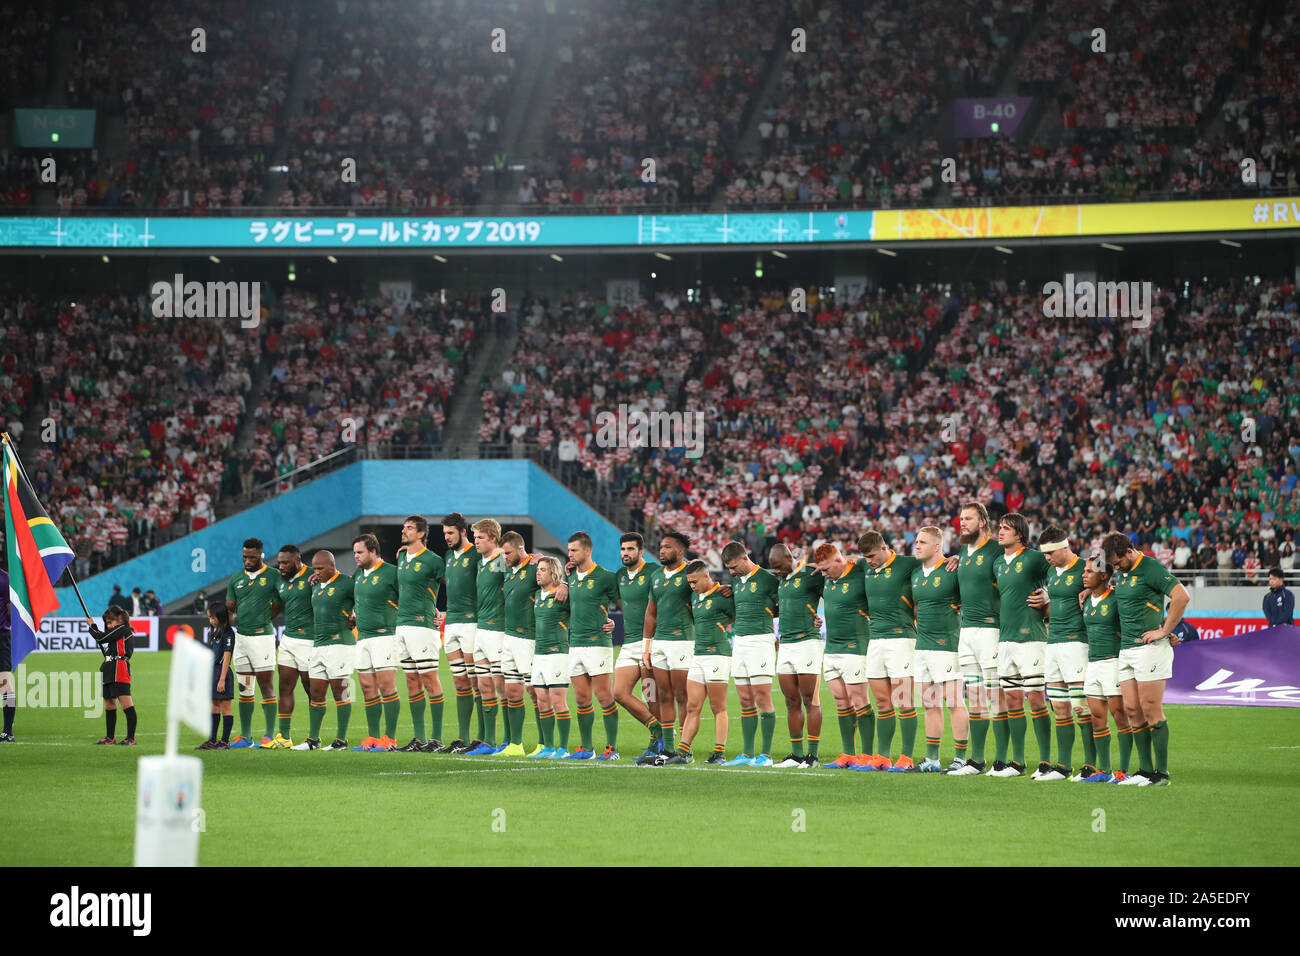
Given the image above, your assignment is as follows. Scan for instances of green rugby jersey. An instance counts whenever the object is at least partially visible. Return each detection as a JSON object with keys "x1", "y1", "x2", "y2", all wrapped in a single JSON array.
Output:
[
  {"x1": 1113, "y1": 553, "x2": 1179, "y2": 649},
  {"x1": 396, "y1": 546, "x2": 444, "y2": 627},
  {"x1": 994, "y1": 547, "x2": 1050, "y2": 643},
  {"x1": 504, "y1": 555, "x2": 540, "y2": 639},
  {"x1": 277, "y1": 565, "x2": 315, "y2": 641},
  {"x1": 533, "y1": 586, "x2": 571, "y2": 654},
  {"x1": 911, "y1": 559, "x2": 959, "y2": 652},
  {"x1": 957, "y1": 536, "x2": 1001, "y2": 627},
  {"x1": 443, "y1": 543, "x2": 481, "y2": 624},
  {"x1": 731, "y1": 565, "x2": 778, "y2": 636},
  {"x1": 864, "y1": 552, "x2": 920, "y2": 640},
  {"x1": 617, "y1": 559, "x2": 660, "y2": 642},
  {"x1": 476, "y1": 549, "x2": 508, "y2": 631},
  {"x1": 1082, "y1": 587, "x2": 1121, "y2": 662},
  {"x1": 648, "y1": 562, "x2": 695, "y2": 641},
  {"x1": 311, "y1": 571, "x2": 356, "y2": 646},
  {"x1": 353, "y1": 560, "x2": 399, "y2": 639},
  {"x1": 566, "y1": 563, "x2": 621, "y2": 647},
  {"x1": 1045, "y1": 555, "x2": 1087, "y2": 645},
  {"x1": 226, "y1": 564, "x2": 277, "y2": 635},
  {"x1": 777, "y1": 559, "x2": 824, "y2": 642},
  {"x1": 692, "y1": 583, "x2": 735, "y2": 655},
  {"x1": 821, "y1": 560, "x2": 870, "y2": 653}
]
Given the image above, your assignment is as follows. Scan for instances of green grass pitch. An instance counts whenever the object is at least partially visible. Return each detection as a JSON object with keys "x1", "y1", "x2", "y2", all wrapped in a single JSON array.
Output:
[{"x1": 2, "y1": 652, "x2": 1296, "y2": 866}]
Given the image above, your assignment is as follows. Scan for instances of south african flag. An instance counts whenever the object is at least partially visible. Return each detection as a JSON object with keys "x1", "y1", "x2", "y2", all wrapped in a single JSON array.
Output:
[{"x1": 3, "y1": 434, "x2": 75, "y2": 668}]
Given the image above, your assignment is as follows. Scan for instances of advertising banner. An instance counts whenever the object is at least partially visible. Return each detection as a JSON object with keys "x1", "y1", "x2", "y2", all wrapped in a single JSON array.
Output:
[
  {"x1": 1184, "y1": 615, "x2": 1269, "y2": 639},
  {"x1": 1166, "y1": 625, "x2": 1300, "y2": 707},
  {"x1": 36, "y1": 616, "x2": 158, "y2": 653}
]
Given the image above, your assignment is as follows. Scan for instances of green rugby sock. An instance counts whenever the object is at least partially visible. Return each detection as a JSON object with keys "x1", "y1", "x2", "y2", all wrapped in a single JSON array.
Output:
[
  {"x1": 856, "y1": 707, "x2": 874, "y2": 754},
  {"x1": 428, "y1": 693, "x2": 444, "y2": 741},
  {"x1": 1094, "y1": 727, "x2": 1112, "y2": 773},
  {"x1": 382, "y1": 693, "x2": 400, "y2": 738},
  {"x1": 363, "y1": 696, "x2": 382, "y2": 737},
  {"x1": 1151, "y1": 719, "x2": 1169, "y2": 773},
  {"x1": 759, "y1": 711, "x2": 776, "y2": 756},
  {"x1": 576, "y1": 705, "x2": 595, "y2": 750},
  {"x1": 556, "y1": 710, "x2": 572, "y2": 749},
  {"x1": 533, "y1": 704, "x2": 543, "y2": 742},
  {"x1": 662, "y1": 720, "x2": 675, "y2": 752},
  {"x1": 261, "y1": 697, "x2": 278, "y2": 738},
  {"x1": 897, "y1": 708, "x2": 917, "y2": 760},
  {"x1": 474, "y1": 687, "x2": 486, "y2": 740},
  {"x1": 969, "y1": 713, "x2": 989, "y2": 762},
  {"x1": 601, "y1": 703, "x2": 619, "y2": 749},
  {"x1": 538, "y1": 711, "x2": 554, "y2": 747},
  {"x1": 482, "y1": 700, "x2": 499, "y2": 746},
  {"x1": 308, "y1": 700, "x2": 326, "y2": 741},
  {"x1": 740, "y1": 708, "x2": 758, "y2": 756},
  {"x1": 925, "y1": 736, "x2": 941, "y2": 761},
  {"x1": 335, "y1": 700, "x2": 351, "y2": 740},
  {"x1": 1117, "y1": 725, "x2": 1134, "y2": 773},
  {"x1": 836, "y1": 708, "x2": 856, "y2": 755},
  {"x1": 875, "y1": 708, "x2": 896, "y2": 757},
  {"x1": 1055, "y1": 716, "x2": 1075, "y2": 768},
  {"x1": 514, "y1": 700, "x2": 529, "y2": 744},
  {"x1": 278, "y1": 713, "x2": 292, "y2": 737},
  {"x1": 646, "y1": 716, "x2": 663, "y2": 741},
  {"x1": 455, "y1": 688, "x2": 473, "y2": 740},
  {"x1": 1008, "y1": 708, "x2": 1026, "y2": 764},
  {"x1": 992, "y1": 712, "x2": 1010, "y2": 763},
  {"x1": 1078, "y1": 713, "x2": 1096, "y2": 766},
  {"x1": 409, "y1": 691, "x2": 427, "y2": 740},
  {"x1": 790, "y1": 734, "x2": 805, "y2": 759},
  {"x1": 1030, "y1": 706, "x2": 1051, "y2": 763},
  {"x1": 1133, "y1": 722, "x2": 1154, "y2": 773},
  {"x1": 238, "y1": 695, "x2": 255, "y2": 739}
]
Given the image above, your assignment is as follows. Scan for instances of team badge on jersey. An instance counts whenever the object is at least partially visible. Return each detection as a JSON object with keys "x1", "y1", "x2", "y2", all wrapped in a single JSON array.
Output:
[
  {"x1": 977, "y1": 556, "x2": 985, "y2": 565},
  {"x1": 327, "y1": 587, "x2": 335, "y2": 595},
  {"x1": 793, "y1": 578, "x2": 800, "y2": 587},
  {"x1": 884, "y1": 568, "x2": 892, "y2": 578},
  {"x1": 414, "y1": 561, "x2": 421, "y2": 570},
  {"x1": 1015, "y1": 561, "x2": 1023, "y2": 572},
  {"x1": 587, "y1": 580, "x2": 594, "y2": 589},
  {"x1": 841, "y1": 583, "x2": 850, "y2": 592},
  {"x1": 749, "y1": 582, "x2": 757, "y2": 591}
]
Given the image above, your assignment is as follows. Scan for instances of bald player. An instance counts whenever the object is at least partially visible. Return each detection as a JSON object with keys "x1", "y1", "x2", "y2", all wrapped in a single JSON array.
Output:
[
  {"x1": 268, "y1": 544, "x2": 313, "y2": 748},
  {"x1": 292, "y1": 550, "x2": 356, "y2": 751},
  {"x1": 640, "y1": 531, "x2": 696, "y2": 763}
]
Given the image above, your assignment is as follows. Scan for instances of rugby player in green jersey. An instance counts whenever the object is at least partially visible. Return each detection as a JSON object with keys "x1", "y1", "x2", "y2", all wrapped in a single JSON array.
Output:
[
  {"x1": 1078, "y1": 554, "x2": 1134, "y2": 783},
  {"x1": 1102, "y1": 531, "x2": 1189, "y2": 787},
  {"x1": 563, "y1": 531, "x2": 623, "y2": 759},
  {"x1": 268, "y1": 544, "x2": 313, "y2": 748},
  {"x1": 350, "y1": 534, "x2": 401, "y2": 751},
  {"x1": 615, "y1": 533, "x2": 666, "y2": 762},
  {"x1": 1035, "y1": 526, "x2": 1092, "y2": 781},
  {"x1": 292, "y1": 550, "x2": 357, "y2": 751},
  {"x1": 811, "y1": 542, "x2": 874, "y2": 769},
  {"x1": 656, "y1": 561, "x2": 735, "y2": 766},
  {"x1": 394, "y1": 515, "x2": 447, "y2": 753},
  {"x1": 859, "y1": 530, "x2": 922, "y2": 771},
  {"x1": 224, "y1": 538, "x2": 280, "y2": 748},
  {"x1": 910, "y1": 527, "x2": 967, "y2": 772},
  {"x1": 500, "y1": 531, "x2": 540, "y2": 756},
  {"x1": 771, "y1": 543, "x2": 825, "y2": 769},
  {"x1": 529, "y1": 556, "x2": 573, "y2": 758},
  {"x1": 988, "y1": 513, "x2": 1051, "y2": 777},
  {"x1": 464, "y1": 519, "x2": 508, "y2": 755},
  {"x1": 720, "y1": 541, "x2": 781, "y2": 767},
  {"x1": 438, "y1": 512, "x2": 486, "y2": 754},
  {"x1": 641, "y1": 531, "x2": 696, "y2": 761},
  {"x1": 947, "y1": 502, "x2": 1002, "y2": 774}
]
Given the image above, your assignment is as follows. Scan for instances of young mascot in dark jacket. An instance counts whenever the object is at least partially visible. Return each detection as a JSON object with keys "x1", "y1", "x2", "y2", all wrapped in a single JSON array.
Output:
[{"x1": 88, "y1": 606, "x2": 138, "y2": 745}]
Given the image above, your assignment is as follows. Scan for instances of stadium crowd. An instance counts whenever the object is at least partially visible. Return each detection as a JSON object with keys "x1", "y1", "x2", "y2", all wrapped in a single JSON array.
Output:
[{"x1": 479, "y1": 278, "x2": 1300, "y2": 578}]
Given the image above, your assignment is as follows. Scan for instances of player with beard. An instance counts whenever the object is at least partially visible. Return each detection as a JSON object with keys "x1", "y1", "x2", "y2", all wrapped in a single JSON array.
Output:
[
  {"x1": 394, "y1": 515, "x2": 447, "y2": 752},
  {"x1": 615, "y1": 533, "x2": 666, "y2": 762},
  {"x1": 439, "y1": 513, "x2": 484, "y2": 754},
  {"x1": 946, "y1": 502, "x2": 1002, "y2": 775}
]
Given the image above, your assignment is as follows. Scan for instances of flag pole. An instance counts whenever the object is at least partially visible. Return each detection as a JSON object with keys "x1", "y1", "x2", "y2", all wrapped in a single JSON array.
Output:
[{"x1": 1, "y1": 431, "x2": 92, "y2": 619}]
